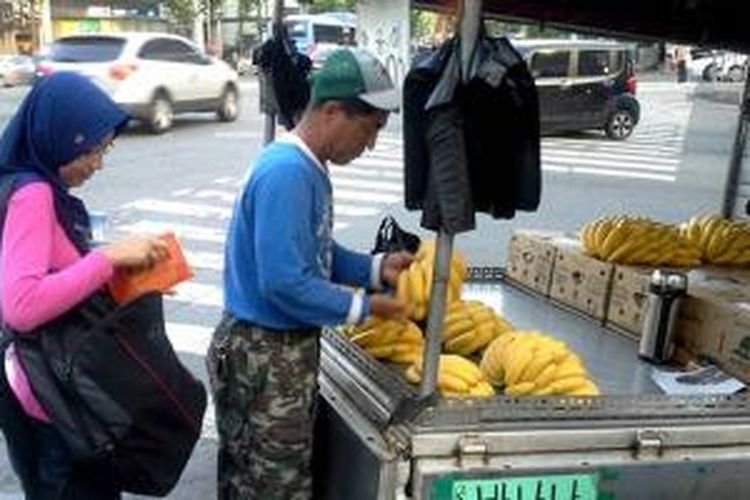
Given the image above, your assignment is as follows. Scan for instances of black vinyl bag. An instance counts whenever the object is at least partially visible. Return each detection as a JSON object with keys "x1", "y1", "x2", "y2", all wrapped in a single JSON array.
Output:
[
  {"x1": 1, "y1": 291, "x2": 207, "y2": 496},
  {"x1": 372, "y1": 215, "x2": 421, "y2": 254}
]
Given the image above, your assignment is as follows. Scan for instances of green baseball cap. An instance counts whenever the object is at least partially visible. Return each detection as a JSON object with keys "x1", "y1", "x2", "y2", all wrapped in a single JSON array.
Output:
[{"x1": 311, "y1": 48, "x2": 400, "y2": 112}]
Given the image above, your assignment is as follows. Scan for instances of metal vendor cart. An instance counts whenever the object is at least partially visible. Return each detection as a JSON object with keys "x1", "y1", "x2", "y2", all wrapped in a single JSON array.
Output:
[{"x1": 312, "y1": 1, "x2": 750, "y2": 499}]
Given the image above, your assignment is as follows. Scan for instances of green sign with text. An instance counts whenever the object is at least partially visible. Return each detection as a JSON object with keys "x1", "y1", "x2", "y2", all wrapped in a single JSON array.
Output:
[{"x1": 445, "y1": 473, "x2": 598, "y2": 500}]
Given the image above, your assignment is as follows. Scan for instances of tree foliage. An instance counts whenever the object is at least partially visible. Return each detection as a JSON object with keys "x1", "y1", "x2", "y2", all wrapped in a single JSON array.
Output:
[{"x1": 298, "y1": 0, "x2": 356, "y2": 12}]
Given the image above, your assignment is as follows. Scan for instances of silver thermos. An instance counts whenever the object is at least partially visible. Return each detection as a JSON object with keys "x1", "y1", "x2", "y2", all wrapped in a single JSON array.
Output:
[{"x1": 638, "y1": 270, "x2": 688, "y2": 363}]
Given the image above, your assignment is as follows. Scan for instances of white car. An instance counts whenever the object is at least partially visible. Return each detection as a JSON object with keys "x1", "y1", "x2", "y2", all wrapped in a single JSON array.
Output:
[
  {"x1": 0, "y1": 55, "x2": 35, "y2": 87},
  {"x1": 38, "y1": 32, "x2": 239, "y2": 133},
  {"x1": 686, "y1": 49, "x2": 747, "y2": 82}
]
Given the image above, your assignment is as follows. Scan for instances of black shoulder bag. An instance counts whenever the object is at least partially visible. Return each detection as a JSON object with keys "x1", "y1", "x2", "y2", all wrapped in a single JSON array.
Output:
[
  {"x1": 0, "y1": 291, "x2": 207, "y2": 496},
  {"x1": 372, "y1": 215, "x2": 421, "y2": 254}
]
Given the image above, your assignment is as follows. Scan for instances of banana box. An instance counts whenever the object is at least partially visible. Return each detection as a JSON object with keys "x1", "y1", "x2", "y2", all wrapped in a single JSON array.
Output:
[
  {"x1": 716, "y1": 303, "x2": 750, "y2": 384},
  {"x1": 505, "y1": 230, "x2": 561, "y2": 296},
  {"x1": 607, "y1": 265, "x2": 681, "y2": 338},
  {"x1": 676, "y1": 284, "x2": 750, "y2": 383},
  {"x1": 549, "y1": 236, "x2": 614, "y2": 321},
  {"x1": 675, "y1": 280, "x2": 750, "y2": 366}
]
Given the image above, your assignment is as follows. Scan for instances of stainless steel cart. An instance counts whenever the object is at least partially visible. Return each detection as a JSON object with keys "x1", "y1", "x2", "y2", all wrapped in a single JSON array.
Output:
[{"x1": 315, "y1": 274, "x2": 750, "y2": 500}]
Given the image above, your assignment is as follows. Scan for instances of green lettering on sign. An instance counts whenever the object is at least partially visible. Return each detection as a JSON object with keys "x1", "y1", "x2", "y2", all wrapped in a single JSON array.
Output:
[{"x1": 448, "y1": 473, "x2": 598, "y2": 500}]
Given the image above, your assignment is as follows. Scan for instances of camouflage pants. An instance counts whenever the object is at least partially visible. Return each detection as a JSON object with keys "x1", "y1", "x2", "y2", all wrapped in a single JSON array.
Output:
[{"x1": 206, "y1": 313, "x2": 320, "y2": 500}]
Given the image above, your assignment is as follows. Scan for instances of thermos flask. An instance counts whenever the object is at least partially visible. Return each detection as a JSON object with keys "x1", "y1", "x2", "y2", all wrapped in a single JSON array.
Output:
[{"x1": 638, "y1": 270, "x2": 688, "y2": 363}]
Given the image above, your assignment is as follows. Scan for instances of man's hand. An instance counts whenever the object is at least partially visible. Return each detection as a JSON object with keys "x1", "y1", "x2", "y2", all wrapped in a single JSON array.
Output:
[
  {"x1": 381, "y1": 251, "x2": 414, "y2": 287},
  {"x1": 369, "y1": 293, "x2": 409, "y2": 320}
]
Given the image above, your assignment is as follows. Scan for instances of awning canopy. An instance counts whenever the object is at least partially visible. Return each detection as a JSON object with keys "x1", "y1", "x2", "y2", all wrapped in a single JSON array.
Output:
[{"x1": 414, "y1": 0, "x2": 749, "y2": 53}]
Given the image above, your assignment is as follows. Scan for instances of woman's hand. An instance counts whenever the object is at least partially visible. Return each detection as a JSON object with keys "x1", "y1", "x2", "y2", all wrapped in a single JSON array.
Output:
[
  {"x1": 101, "y1": 236, "x2": 169, "y2": 270},
  {"x1": 381, "y1": 251, "x2": 414, "y2": 287}
]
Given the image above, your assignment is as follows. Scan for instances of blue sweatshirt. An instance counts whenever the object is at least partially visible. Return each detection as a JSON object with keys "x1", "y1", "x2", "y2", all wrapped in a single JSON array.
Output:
[{"x1": 224, "y1": 139, "x2": 376, "y2": 329}]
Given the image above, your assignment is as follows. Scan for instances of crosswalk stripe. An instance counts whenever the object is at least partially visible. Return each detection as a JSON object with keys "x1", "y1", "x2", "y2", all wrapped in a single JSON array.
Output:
[
  {"x1": 365, "y1": 151, "x2": 403, "y2": 161},
  {"x1": 170, "y1": 282, "x2": 223, "y2": 307},
  {"x1": 335, "y1": 204, "x2": 382, "y2": 217},
  {"x1": 185, "y1": 250, "x2": 224, "y2": 271},
  {"x1": 543, "y1": 139, "x2": 682, "y2": 155},
  {"x1": 331, "y1": 177, "x2": 403, "y2": 193},
  {"x1": 542, "y1": 154, "x2": 676, "y2": 172},
  {"x1": 348, "y1": 157, "x2": 404, "y2": 169},
  {"x1": 118, "y1": 220, "x2": 227, "y2": 243},
  {"x1": 544, "y1": 164, "x2": 676, "y2": 182},
  {"x1": 192, "y1": 189, "x2": 238, "y2": 204},
  {"x1": 542, "y1": 143, "x2": 681, "y2": 158},
  {"x1": 167, "y1": 322, "x2": 213, "y2": 356},
  {"x1": 333, "y1": 188, "x2": 400, "y2": 204},
  {"x1": 542, "y1": 148, "x2": 679, "y2": 166},
  {"x1": 330, "y1": 165, "x2": 403, "y2": 179},
  {"x1": 125, "y1": 199, "x2": 233, "y2": 219}
]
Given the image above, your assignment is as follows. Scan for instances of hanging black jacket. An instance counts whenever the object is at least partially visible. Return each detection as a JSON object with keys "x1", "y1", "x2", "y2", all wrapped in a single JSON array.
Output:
[
  {"x1": 253, "y1": 30, "x2": 312, "y2": 130},
  {"x1": 403, "y1": 36, "x2": 541, "y2": 233}
]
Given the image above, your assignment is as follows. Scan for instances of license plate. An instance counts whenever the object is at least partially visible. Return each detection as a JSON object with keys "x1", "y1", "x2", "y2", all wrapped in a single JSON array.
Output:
[{"x1": 449, "y1": 473, "x2": 598, "y2": 500}]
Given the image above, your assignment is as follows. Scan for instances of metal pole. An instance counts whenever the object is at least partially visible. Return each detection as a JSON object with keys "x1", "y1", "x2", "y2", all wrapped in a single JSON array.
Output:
[
  {"x1": 419, "y1": 0, "x2": 482, "y2": 398},
  {"x1": 721, "y1": 67, "x2": 750, "y2": 218},
  {"x1": 262, "y1": 0, "x2": 284, "y2": 145}
]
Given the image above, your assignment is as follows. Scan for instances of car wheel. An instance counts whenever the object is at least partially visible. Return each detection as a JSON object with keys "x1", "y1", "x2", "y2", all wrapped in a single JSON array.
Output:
[
  {"x1": 217, "y1": 86, "x2": 239, "y2": 122},
  {"x1": 726, "y1": 65, "x2": 746, "y2": 83},
  {"x1": 702, "y1": 63, "x2": 719, "y2": 82},
  {"x1": 605, "y1": 108, "x2": 636, "y2": 140},
  {"x1": 148, "y1": 93, "x2": 173, "y2": 134}
]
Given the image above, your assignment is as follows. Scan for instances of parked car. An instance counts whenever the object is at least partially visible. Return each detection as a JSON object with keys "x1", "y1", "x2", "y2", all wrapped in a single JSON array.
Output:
[
  {"x1": 281, "y1": 13, "x2": 356, "y2": 57},
  {"x1": 38, "y1": 33, "x2": 240, "y2": 133},
  {"x1": 513, "y1": 39, "x2": 640, "y2": 140},
  {"x1": 0, "y1": 54, "x2": 35, "y2": 87},
  {"x1": 686, "y1": 49, "x2": 747, "y2": 82}
]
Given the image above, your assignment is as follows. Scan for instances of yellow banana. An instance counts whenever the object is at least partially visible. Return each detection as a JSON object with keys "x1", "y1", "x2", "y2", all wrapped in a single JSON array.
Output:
[
  {"x1": 469, "y1": 381, "x2": 496, "y2": 397},
  {"x1": 443, "y1": 318, "x2": 475, "y2": 341},
  {"x1": 438, "y1": 372, "x2": 471, "y2": 393},
  {"x1": 444, "y1": 329, "x2": 478, "y2": 355},
  {"x1": 519, "y1": 350, "x2": 556, "y2": 384},
  {"x1": 547, "y1": 376, "x2": 592, "y2": 395},
  {"x1": 408, "y1": 262, "x2": 426, "y2": 308},
  {"x1": 504, "y1": 340, "x2": 537, "y2": 385},
  {"x1": 440, "y1": 355, "x2": 484, "y2": 386},
  {"x1": 505, "y1": 381, "x2": 536, "y2": 396}
]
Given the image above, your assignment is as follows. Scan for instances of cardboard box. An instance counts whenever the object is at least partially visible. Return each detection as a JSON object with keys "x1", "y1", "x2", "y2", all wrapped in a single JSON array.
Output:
[
  {"x1": 607, "y1": 265, "x2": 690, "y2": 338},
  {"x1": 606, "y1": 265, "x2": 654, "y2": 338},
  {"x1": 549, "y1": 237, "x2": 614, "y2": 321},
  {"x1": 505, "y1": 231, "x2": 560, "y2": 296},
  {"x1": 675, "y1": 282, "x2": 750, "y2": 382},
  {"x1": 674, "y1": 292, "x2": 727, "y2": 361},
  {"x1": 717, "y1": 303, "x2": 750, "y2": 384}
]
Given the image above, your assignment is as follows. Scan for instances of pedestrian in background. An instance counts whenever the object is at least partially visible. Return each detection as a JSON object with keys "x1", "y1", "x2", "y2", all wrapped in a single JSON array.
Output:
[
  {"x1": 675, "y1": 44, "x2": 690, "y2": 83},
  {"x1": 0, "y1": 72, "x2": 169, "y2": 499},
  {"x1": 206, "y1": 48, "x2": 411, "y2": 500}
]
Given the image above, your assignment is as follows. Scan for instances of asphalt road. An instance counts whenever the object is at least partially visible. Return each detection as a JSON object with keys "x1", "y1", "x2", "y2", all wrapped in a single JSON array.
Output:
[{"x1": 0, "y1": 75, "x2": 744, "y2": 498}]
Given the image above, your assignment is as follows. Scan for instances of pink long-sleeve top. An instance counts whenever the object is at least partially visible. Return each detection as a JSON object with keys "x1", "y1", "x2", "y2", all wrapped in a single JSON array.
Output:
[{"x1": 1, "y1": 181, "x2": 114, "y2": 421}]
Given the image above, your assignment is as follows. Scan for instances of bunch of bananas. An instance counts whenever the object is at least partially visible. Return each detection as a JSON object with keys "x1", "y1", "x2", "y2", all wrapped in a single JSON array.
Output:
[
  {"x1": 442, "y1": 300, "x2": 515, "y2": 356},
  {"x1": 405, "y1": 354, "x2": 495, "y2": 398},
  {"x1": 345, "y1": 317, "x2": 424, "y2": 365},
  {"x1": 581, "y1": 215, "x2": 701, "y2": 267},
  {"x1": 680, "y1": 215, "x2": 750, "y2": 265},
  {"x1": 396, "y1": 240, "x2": 468, "y2": 321},
  {"x1": 480, "y1": 331, "x2": 600, "y2": 396}
]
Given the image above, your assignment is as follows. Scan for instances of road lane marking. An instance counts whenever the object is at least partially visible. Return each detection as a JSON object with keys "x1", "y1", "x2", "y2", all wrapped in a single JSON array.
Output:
[{"x1": 125, "y1": 199, "x2": 233, "y2": 219}]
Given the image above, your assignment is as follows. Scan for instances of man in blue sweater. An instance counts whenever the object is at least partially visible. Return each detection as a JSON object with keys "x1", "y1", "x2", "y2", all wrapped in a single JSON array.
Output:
[{"x1": 207, "y1": 48, "x2": 412, "y2": 500}]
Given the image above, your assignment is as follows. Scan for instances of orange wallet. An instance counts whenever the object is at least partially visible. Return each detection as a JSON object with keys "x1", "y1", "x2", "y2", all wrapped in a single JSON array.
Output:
[{"x1": 109, "y1": 232, "x2": 193, "y2": 304}]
